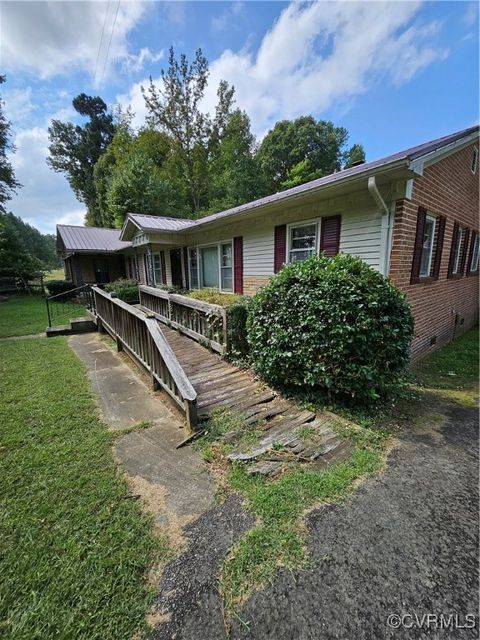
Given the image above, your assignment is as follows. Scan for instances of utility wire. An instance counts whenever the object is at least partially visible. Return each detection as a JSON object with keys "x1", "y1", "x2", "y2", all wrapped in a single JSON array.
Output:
[
  {"x1": 99, "y1": 0, "x2": 121, "y2": 89},
  {"x1": 93, "y1": 0, "x2": 111, "y2": 88}
]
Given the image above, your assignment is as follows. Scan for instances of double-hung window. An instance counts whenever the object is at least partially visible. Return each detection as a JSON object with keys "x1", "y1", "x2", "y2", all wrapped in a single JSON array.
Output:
[
  {"x1": 153, "y1": 253, "x2": 162, "y2": 285},
  {"x1": 288, "y1": 222, "x2": 318, "y2": 263},
  {"x1": 188, "y1": 241, "x2": 233, "y2": 292},
  {"x1": 188, "y1": 248, "x2": 199, "y2": 289},
  {"x1": 220, "y1": 243, "x2": 233, "y2": 291},
  {"x1": 451, "y1": 226, "x2": 465, "y2": 275},
  {"x1": 419, "y1": 215, "x2": 437, "y2": 277},
  {"x1": 470, "y1": 234, "x2": 479, "y2": 273}
]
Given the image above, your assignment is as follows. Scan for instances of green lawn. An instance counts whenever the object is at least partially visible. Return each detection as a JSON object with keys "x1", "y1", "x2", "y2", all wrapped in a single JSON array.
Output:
[
  {"x1": 44, "y1": 268, "x2": 65, "y2": 281},
  {"x1": 0, "y1": 295, "x2": 84, "y2": 338},
  {"x1": 0, "y1": 337, "x2": 165, "y2": 639}
]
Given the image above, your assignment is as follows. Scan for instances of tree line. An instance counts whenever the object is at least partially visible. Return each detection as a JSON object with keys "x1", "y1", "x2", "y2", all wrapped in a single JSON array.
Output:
[
  {"x1": 0, "y1": 76, "x2": 60, "y2": 284},
  {"x1": 47, "y1": 48, "x2": 365, "y2": 228}
]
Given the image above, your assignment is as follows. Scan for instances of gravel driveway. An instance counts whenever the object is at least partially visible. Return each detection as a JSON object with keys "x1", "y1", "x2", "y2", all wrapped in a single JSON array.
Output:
[{"x1": 153, "y1": 402, "x2": 479, "y2": 640}]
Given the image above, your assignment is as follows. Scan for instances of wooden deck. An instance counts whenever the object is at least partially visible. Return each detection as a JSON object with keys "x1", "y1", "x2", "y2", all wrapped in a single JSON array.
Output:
[{"x1": 160, "y1": 323, "x2": 353, "y2": 476}]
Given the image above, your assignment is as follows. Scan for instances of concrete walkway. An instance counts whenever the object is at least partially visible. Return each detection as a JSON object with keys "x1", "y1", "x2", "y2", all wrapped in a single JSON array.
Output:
[{"x1": 69, "y1": 333, "x2": 215, "y2": 542}]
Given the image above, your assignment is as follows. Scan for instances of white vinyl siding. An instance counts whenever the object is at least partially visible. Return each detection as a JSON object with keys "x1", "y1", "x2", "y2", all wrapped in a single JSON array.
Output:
[
  {"x1": 339, "y1": 211, "x2": 383, "y2": 270},
  {"x1": 243, "y1": 227, "x2": 275, "y2": 276}
]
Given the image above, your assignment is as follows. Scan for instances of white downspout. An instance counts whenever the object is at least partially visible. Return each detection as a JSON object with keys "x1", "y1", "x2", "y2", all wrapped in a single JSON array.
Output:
[
  {"x1": 368, "y1": 176, "x2": 392, "y2": 276},
  {"x1": 367, "y1": 176, "x2": 389, "y2": 215}
]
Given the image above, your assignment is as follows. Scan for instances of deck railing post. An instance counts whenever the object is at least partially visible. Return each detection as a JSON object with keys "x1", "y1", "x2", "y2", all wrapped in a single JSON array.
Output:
[{"x1": 185, "y1": 398, "x2": 198, "y2": 433}]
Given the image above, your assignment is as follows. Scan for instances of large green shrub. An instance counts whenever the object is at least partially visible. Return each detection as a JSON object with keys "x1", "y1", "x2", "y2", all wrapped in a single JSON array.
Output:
[
  {"x1": 46, "y1": 280, "x2": 75, "y2": 296},
  {"x1": 104, "y1": 279, "x2": 139, "y2": 304},
  {"x1": 247, "y1": 254, "x2": 414, "y2": 404}
]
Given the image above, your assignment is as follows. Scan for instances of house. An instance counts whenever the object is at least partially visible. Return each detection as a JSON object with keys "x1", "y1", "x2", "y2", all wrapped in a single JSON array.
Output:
[
  {"x1": 57, "y1": 225, "x2": 130, "y2": 286},
  {"x1": 57, "y1": 125, "x2": 479, "y2": 360}
]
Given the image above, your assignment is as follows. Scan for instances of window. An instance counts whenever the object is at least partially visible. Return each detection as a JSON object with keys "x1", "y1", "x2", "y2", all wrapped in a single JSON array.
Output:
[
  {"x1": 188, "y1": 241, "x2": 233, "y2": 292},
  {"x1": 153, "y1": 253, "x2": 162, "y2": 285},
  {"x1": 470, "y1": 234, "x2": 479, "y2": 273},
  {"x1": 189, "y1": 248, "x2": 199, "y2": 289},
  {"x1": 472, "y1": 147, "x2": 478, "y2": 175},
  {"x1": 220, "y1": 243, "x2": 233, "y2": 291},
  {"x1": 288, "y1": 223, "x2": 318, "y2": 263},
  {"x1": 452, "y1": 226, "x2": 465, "y2": 275},
  {"x1": 419, "y1": 215, "x2": 436, "y2": 277}
]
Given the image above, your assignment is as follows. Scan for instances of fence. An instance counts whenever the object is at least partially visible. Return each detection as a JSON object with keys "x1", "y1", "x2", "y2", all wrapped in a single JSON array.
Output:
[
  {"x1": 92, "y1": 286, "x2": 197, "y2": 430},
  {"x1": 139, "y1": 285, "x2": 228, "y2": 354},
  {"x1": 45, "y1": 284, "x2": 96, "y2": 327}
]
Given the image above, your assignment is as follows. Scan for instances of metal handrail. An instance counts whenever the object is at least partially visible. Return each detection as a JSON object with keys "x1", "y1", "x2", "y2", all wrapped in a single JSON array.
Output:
[{"x1": 45, "y1": 283, "x2": 96, "y2": 328}]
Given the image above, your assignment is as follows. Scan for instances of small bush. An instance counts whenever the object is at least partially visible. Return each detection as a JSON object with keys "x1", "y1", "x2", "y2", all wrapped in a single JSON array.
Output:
[
  {"x1": 105, "y1": 279, "x2": 139, "y2": 304},
  {"x1": 46, "y1": 280, "x2": 75, "y2": 296},
  {"x1": 247, "y1": 254, "x2": 414, "y2": 405},
  {"x1": 226, "y1": 298, "x2": 251, "y2": 360}
]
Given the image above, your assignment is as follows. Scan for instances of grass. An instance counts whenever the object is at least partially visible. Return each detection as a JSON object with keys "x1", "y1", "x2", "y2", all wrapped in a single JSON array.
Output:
[
  {"x1": 186, "y1": 288, "x2": 242, "y2": 307},
  {"x1": 0, "y1": 295, "x2": 84, "y2": 338},
  {"x1": 0, "y1": 338, "x2": 168, "y2": 639},
  {"x1": 209, "y1": 328, "x2": 479, "y2": 617},
  {"x1": 44, "y1": 268, "x2": 65, "y2": 282}
]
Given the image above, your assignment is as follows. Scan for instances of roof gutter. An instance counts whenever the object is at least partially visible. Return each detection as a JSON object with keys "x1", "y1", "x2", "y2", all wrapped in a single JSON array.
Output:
[{"x1": 367, "y1": 176, "x2": 389, "y2": 215}]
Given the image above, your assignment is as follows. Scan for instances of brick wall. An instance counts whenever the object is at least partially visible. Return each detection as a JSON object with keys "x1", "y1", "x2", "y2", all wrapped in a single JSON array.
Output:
[
  {"x1": 243, "y1": 275, "x2": 270, "y2": 296},
  {"x1": 389, "y1": 143, "x2": 479, "y2": 360}
]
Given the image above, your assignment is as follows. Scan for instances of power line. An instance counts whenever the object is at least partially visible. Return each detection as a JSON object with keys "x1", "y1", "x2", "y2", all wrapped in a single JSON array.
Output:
[
  {"x1": 93, "y1": 0, "x2": 111, "y2": 88},
  {"x1": 99, "y1": 0, "x2": 121, "y2": 89}
]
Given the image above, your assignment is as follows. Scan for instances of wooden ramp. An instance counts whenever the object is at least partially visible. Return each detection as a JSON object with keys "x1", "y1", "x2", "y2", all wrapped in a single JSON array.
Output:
[{"x1": 159, "y1": 323, "x2": 353, "y2": 476}]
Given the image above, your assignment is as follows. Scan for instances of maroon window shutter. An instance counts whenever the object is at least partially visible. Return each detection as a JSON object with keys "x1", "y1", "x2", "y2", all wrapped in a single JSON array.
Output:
[
  {"x1": 320, "y1": 215, "x2": 341, "y2": 257},
  {"x1": 432, "y1": 216, "x2": 446, "y2": 280},
  {"x1": 447, "y1": 222, "x2": 460, "y2": 278},
  {"x1": 274, "y1": 225, "x2": 287, "y2": 273},
  {"x1": 183, "y1": 247, "x2": 189, "y2": 289},
  {"x1": 233, "y1": 236, "x2": 243, "y2": 294},
  {"x1": 466, "y1": 231, "x2": 477, "y2": 275},
  {"x1": 410, "y1": 207, "x2": 427, "y2": 284},
  {"x1": 460, "y1": 228, "x2": 470, "y2": 275},
  {"x1": 160, "y1": 250, "x2": 167, "y2": 285}
]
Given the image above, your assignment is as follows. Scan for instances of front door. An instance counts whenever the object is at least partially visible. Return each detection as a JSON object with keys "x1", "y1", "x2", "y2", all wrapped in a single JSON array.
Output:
[
  {"x1": 94, "y1": 258, "x2": 110, "y2": 284},
  {"x1": 170, "y1": 249, "x2": 183, "y2": 288}
]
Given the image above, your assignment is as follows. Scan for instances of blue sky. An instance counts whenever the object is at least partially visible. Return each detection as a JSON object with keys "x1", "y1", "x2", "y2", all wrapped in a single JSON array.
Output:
[{"x1": 2, "y1": 0, "x2": 478, "y2": 234}]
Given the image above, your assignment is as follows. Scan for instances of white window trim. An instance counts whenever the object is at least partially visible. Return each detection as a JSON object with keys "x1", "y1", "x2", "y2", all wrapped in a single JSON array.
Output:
[
  {"x1": 452, "y1": 226, "x2": 465, "y2": 275},
  {"x1": 471, "y1": 147, "x2": 478, "y2": 175},
  {"x1": 470, "y1": 234, "x2": 479, "y2": 273},
  {"x1": 419, "y1": 214, "x2": 437, "y2": 278},
  {"x1": 286, "y1": 218, "x2": 321, "y2": 263},
  {"x1": 187, "y1": 239, "x2": 234, "y2": 293}
]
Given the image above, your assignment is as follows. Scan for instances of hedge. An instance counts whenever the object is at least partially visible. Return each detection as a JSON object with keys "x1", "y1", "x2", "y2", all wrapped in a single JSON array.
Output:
[{"x1": 246, "y1": 254, "x2": 414, "y2": 405}]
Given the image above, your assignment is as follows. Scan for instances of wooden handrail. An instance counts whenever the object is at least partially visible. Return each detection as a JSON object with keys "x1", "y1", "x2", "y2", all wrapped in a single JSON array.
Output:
[
  {"x1": 91, "y1": 286, "x2": 198, "y2": 431},
  {"x1": 139, "y1": 284, "x2": 227, "y2": 354}
]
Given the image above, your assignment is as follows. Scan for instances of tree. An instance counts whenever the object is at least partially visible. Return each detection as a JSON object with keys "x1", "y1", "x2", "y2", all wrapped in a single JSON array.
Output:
[
  {"x1": 256, "y1": 117, "x2": 355, "y2": 193},
  {"x1": 208, "y1": 110, "x2": 263, "y2": 212},
  {"x1": 343, "y1": 143, "x2": 366, "y2": 169},
  {"x1": 0, "y1": 213, "x2": 48, "y2": 286},
  {"x1": 47, "y1": 94, "x2": 115, "y2": 226},
  {"x1": 0, "y1": 76, "x2": 21, "y2": 213},
  {"x1": 106, "y1": 153, "x2": 179, "y2": 227},
  {"x1": 142, "y1": 47, "x2": 235, "y2": 214}
]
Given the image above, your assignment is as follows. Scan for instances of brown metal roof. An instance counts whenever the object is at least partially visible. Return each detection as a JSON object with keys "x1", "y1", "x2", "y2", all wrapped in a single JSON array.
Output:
[
  {"x1": 57, "y1": 225, "x2": 131, "y2": 252},
  {"x1": 121, "y1": 125, "x2": 478, "y2": 238}
]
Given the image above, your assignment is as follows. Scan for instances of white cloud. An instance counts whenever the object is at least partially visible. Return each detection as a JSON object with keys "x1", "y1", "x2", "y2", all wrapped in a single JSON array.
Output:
[
  {"x1": 212, "y1": 1, "x2": 244, "y2": 31},
  {"x1": 204, "y1": 1, "x2": 448, "y2": 136},
  {"x1": 2, "y1": 87, "x2": 35, "y2": 125},
  {"x1": 118, "y1": 2, "x2": 448, "y2": 138},
  {"x1": 1, "y1": 1, "x2": 147, "y2": 85},
  {"x1": 8, "y1": 126, "x2": 86, "y2": 234},
  {"x1": 123, "y1": 47, "x2": 164, "y2": 74}
]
